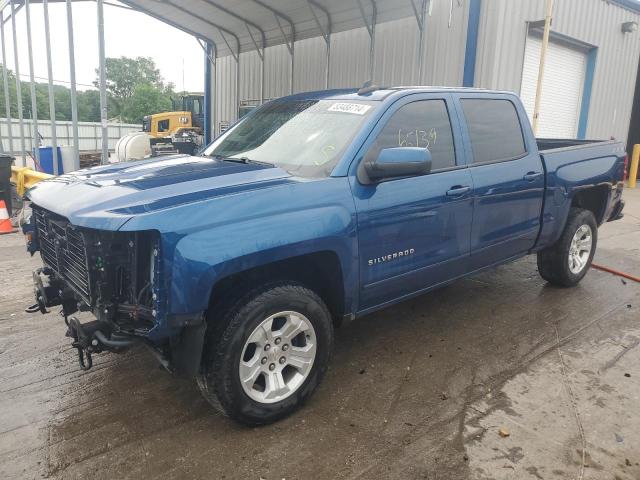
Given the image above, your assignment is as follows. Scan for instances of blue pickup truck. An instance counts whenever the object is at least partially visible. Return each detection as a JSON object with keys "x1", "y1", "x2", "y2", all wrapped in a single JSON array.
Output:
[{"x1": 24, "y1": 86, "x2": 626, "y2": 425}]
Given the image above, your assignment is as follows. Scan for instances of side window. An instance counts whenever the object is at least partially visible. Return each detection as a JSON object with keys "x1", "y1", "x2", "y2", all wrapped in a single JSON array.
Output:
[
  {"x1": 157, "y1": 119, "x2": 170, "y2": 132},
  {"x1": 366, "y1": 100, "x2": 456, "y2": 171},
  {"x1": 193, "y1": 98, "x2": 203, "y2": 115},
  {"x1": 461, "y1": 99, "x2": 526, "y2": 164}
]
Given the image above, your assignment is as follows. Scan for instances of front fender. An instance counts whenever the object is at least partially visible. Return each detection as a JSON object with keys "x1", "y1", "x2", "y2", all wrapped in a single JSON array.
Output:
[
  {"x1": 157, "y1": 177, "x2": 358, "y2": 318},
  {"x1": 172, "y1": 208, "x2": 356, "y2": 314}
]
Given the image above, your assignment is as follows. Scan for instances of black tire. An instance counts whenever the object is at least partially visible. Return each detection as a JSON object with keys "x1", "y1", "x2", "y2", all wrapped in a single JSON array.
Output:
[
  {"x1": 537, "y1": 207, "x2": 598, "y2": 287},
  {"x1": 197, "y1": 282, "x2": 333, "y2": 426}
]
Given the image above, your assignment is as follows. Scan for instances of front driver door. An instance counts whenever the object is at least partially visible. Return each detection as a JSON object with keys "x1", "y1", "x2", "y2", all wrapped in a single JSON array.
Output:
[{"x1": 350, "y1": 94, "x2": 474, "y2": 312}]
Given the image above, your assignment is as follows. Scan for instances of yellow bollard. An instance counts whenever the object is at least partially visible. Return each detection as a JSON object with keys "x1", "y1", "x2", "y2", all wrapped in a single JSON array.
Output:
[{"x1": 630, "y1": 144, "x2": 640, "y2": 189}]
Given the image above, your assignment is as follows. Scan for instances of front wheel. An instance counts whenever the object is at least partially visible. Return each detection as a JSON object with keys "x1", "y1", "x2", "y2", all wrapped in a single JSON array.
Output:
[
  {"x1": 537, "y1": 207, "x2": 598, "y2": 287},
  {"x1": 197, "y1": 283, "x2": 333, "y2": 425}
]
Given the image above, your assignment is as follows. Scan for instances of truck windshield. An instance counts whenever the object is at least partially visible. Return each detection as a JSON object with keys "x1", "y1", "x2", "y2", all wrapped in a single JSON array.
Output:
[{"x1": 203, "y1": 99, "x2": 376, "y2": 177}]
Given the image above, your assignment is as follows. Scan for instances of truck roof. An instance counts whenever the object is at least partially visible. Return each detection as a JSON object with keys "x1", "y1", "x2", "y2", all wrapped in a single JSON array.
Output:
[{"x1": 285, "y1": 86, "x2": 516, "y2": 102}]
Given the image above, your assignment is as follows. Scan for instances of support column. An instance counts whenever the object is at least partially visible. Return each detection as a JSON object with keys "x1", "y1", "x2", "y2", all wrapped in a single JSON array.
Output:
[
  {"x1": 10, "y1": 0, "x2": 26, "y2": 157},
  {"x1": 43, "y1": 0, "x2": 59, "y2": 174},
  {"x1": 411, "y1": 0, "x2": 429, "y2": 84},
  {"x1": 201, "y1": 39, "x2": 216, "y2": 143},
  {"x1": 25, "y1": 0, "x2": 39, "y2": 163},
  {"x1": 0, "y1": 10, "x2": 14, "y2": 154},
  {"x1": 219, "y1": 29, "x2": 241, "y2": 121},
  {"x1": 308, "y1": 1, "x2": 331, "y2": 89},
  {"x1": 253, "y1": 0, "x2": 294, "y2": 95},
  {"x1": 357, "y1": 0, "x2": 377, "y2": 81},
  {"x1": 66, "y1": 0, "x2": 80, "y2": 167},
  {"x1": 97, "y1": 0, "x2": 109, "y2": 164}
]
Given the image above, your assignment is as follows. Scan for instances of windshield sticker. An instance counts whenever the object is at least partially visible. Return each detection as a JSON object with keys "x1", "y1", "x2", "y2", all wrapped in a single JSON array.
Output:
[{"x1": 328, "y1": 103, "x2": 372, "y2": 115}]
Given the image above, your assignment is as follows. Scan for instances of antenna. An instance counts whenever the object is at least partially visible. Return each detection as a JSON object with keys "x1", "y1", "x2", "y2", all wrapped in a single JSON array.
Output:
[{"x1": 358, "y1": 80, "x2": 380, "y2": 95}]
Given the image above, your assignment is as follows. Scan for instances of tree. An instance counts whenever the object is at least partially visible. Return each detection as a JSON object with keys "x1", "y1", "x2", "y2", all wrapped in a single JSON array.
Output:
[
  {"x1": 76, "y1": 90, "x2": 101, "y2": 123},
  {"x1": 0, "y1": 57, "x2": 176, "y2": 125},
  {"x1": 123, "y1": 83, "x2": 172, "y2": 124},
  {"x1": 0, "y1": 65, "x2": 19, "y2": 118},
  {"x1": 96, "y1": 56, "x2": 172, "y2": 116}
]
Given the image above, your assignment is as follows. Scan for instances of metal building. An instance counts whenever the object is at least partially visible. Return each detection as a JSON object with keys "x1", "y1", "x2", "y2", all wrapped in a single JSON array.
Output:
[
  {"x1": 125, "y1": 0, "x2": 640, "y2": 145},
  {"x1": 3, "y1": 0, "x2": 640, "y2": 166}
]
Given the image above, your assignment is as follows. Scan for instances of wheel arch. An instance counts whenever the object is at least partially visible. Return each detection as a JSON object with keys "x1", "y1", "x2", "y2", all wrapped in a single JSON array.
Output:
[
  {"x1": 570, "y1": 184, "x2": 610, "y2": 225},
  {"x1": 206, "y1": 250, "x2": 349, "y2": 328}
]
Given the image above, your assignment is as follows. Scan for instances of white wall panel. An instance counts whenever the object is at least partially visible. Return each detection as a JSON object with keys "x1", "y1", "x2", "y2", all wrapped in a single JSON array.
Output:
[
  {"x1": 215, "y1": 54, "x2": 238, "y2": 134},
  {"x1": 475, "y1": 0, "x2": 640, "y2": 142},
  {"x1": 239, "y1": 50, "x2": 262, "y2": 103},
  {"x1": 264, "y1": 44, "x2": 292, "y2": 100},
  {"x1": 328, "y1": 26, "x2": 371, "y2": 88},
  {"x1": 0, "y1": 119, "x2": 140, "y2": 154},
  {"x1": 294, "y1": 36, "x2": 327, "y2": 92}
]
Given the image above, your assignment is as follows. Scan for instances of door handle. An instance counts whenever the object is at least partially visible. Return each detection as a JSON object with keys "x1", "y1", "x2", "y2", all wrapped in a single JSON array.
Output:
[
  {"x1": 523, "y1": 171, "x2": 543, "y2": 182},
  {"x1": 446, "y1": 185, "x2": 471, "y2": 197}
]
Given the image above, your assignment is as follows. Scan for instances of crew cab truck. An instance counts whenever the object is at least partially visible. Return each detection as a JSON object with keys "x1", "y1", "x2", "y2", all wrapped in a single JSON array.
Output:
[{"x1": 23, "y1": 86, "x2": 626, "y2": 425}]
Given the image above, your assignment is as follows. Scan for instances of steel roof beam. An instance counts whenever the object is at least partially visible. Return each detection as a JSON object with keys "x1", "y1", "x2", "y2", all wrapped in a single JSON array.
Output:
[
  {"x1": 118, "y1": 0, "x2": 214, "y2": 43},
  {"x1": 0, "y1": 1, "x2": 22, "y2": 27},
  {"x1": 162, "y1": 0, "x2": 242, "y2": 115},
  {"x1": 199, "y1": 0, "x2": 265, "y2": 50},
  {"x1": 307, "y1": 0, "x2": 331, "y2": 88},
  {"x1": 410, "y1": 0, "x2": 430, "y2": 84},
  {"x1": 357, "y1": 0, "x2": 377, "y2": 81},
  {"x1": 165, "y1": 0, "x2": 240, "y2": 49},
  {"x1": 251, "y1": 0, "x2": 295, "y2": 94}
]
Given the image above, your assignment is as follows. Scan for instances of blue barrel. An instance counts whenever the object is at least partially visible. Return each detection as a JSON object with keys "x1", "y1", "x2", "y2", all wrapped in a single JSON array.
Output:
[{"x1": 37, "y1": 146, "x2": 64, "y2": 175}]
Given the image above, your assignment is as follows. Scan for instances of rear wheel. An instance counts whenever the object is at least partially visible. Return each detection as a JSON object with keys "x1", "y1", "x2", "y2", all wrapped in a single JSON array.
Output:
[
  {"x1": 197, "y1": 283, "x2": 333, "y2": 425},
  {"x1": 537, "y1": 208, "x2": 597, "y2": 287}
]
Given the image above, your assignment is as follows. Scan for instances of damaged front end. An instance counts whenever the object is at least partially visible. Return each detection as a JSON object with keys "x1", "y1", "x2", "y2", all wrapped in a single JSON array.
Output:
[{"x1": 25, "y1": 204, "x2": 165, "y2": 370}]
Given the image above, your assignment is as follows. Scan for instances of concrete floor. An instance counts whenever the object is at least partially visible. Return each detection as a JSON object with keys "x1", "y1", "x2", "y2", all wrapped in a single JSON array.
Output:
[{"x1": 1, "y1": 189, "x2": 639, "y2": 480}]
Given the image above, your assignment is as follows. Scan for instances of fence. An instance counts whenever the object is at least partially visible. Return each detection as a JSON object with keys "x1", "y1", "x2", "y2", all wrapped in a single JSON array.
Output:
[{"x1": 0, "y1": 118, "x2": 141, "y2": 155}]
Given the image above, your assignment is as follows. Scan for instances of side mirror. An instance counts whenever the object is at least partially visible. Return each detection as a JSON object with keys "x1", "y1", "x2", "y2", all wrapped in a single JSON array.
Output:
[{"x1": 362, "y1": 147, "x2": 432, "y2": 183}]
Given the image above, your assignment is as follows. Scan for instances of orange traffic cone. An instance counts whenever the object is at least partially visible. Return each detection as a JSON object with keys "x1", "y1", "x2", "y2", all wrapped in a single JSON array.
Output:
[{"x1": 0, "y1": 199, "x2": 16, "y2": 235}]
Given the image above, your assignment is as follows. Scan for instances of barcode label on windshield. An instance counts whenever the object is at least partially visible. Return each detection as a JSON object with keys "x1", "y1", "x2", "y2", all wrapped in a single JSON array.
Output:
[{"x1": 328, "y1": 103, "x2": 372, "y2": 115}]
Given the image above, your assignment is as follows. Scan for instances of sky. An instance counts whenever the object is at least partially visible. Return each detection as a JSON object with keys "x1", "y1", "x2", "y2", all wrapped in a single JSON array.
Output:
[{"x1": 2, "y1": 1, "x2": 205, "y2": 92}]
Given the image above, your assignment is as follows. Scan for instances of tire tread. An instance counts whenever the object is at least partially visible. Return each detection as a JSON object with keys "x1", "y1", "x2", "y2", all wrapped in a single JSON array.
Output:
[
  {"x1": 198, "y1": 282, "x2": 333, "y2": 425},
  {"x1": 537, "y1": 207, "x2": 597, "y2": 287}
]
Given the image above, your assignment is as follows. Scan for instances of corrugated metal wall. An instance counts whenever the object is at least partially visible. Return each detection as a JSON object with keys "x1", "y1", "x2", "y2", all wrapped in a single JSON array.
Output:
[
  {"x1": 0, "y1": 118, "x2": 140, "y2": 154},
  {"x1": 475, "y1": 0, "x2": 640, "y2": 142},
  {"x1": 210, "y1": 0, "x2": 470, "y2": 132},
  {"x1": 211, "y1": 0, "x2": 640, "y2": 143}
]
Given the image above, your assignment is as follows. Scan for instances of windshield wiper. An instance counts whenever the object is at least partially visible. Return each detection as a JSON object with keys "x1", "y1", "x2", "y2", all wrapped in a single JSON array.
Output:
[{"x1": 209, "y1": 154, "x2": 274, "y2": 167}]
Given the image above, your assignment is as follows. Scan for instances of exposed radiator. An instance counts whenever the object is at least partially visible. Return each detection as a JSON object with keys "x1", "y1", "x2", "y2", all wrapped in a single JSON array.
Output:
[{"x1": 33, "y1": 206, "x2": 91, "y2": 304}]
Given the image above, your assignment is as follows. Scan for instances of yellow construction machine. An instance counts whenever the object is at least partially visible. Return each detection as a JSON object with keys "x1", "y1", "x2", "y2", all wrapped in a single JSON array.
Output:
[{"x1": 115, "y1": 93, "x2": 205, "y2": 161}]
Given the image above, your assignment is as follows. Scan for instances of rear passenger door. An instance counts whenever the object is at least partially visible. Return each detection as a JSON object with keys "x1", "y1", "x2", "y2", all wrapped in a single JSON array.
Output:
[
  {"x1": 456, "y1": 95, "x2": 545, "y2": 270},
  {"x1": 351, "y1": 94, "x2": 474, "y2": 311}
]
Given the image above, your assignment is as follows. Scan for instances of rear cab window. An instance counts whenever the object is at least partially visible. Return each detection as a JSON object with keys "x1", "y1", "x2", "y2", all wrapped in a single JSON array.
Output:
[
  {"x1": 460, "y1": 98, "x2": 526, "y2": 164},
  {"x1": 365, "y1": 99, "x2": 457, "y2": 171}
]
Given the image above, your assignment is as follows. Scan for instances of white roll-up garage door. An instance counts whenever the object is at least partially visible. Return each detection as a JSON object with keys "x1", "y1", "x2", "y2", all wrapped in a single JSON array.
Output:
[{"x1": 520, "y1": 34, "x2": 587, "y2": 139}]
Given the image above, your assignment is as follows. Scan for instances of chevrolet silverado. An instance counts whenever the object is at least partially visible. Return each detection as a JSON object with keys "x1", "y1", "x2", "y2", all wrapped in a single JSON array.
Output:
[{"x1": 23, "y1": 86, "x2": 626, "y2": 424}]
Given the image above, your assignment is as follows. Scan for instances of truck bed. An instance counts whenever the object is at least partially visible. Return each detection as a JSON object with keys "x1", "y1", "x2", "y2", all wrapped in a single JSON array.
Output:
[
  {"x1": 536, "y1": 138, "x2": 605, "y2": 151},
  {"x1": 534, "y1": 137, "x2": 626, "y2": 250}
]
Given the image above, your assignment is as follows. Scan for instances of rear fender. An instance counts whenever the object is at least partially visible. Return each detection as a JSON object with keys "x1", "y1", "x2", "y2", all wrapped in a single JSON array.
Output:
[{"x1": 535, "y1": 150, "x2": 623, "y2": 249}]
